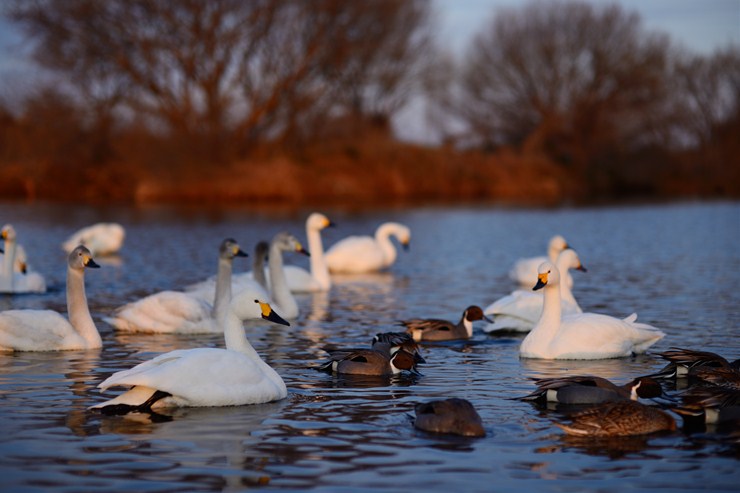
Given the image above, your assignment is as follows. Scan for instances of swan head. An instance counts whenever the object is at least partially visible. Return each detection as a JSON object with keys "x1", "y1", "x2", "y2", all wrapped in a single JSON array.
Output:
[
  {"x1": 273, "y1": 231, "x2": 310, "y2": 257},
  {"x1": 556, "y1": 248, "x2": 587, "y2": 273},
  {"x1": 548, "y1": 235, "x2": 569, "y2": 259},
  {"x1": 219, "y1": 238, "x2": 248, "y2": 259},
  {"x1": 533, "y1": 261, "x2": 559, "y2": 290},
  {"x1": 1, "y1": 224, "x2": 16, "y2": 242},
  {"x1": 69, "y1": 245, "x2": 100, "y2": 270},
  {"x1": 255, "y1": 299, "x2": 290, "y2": 326},
  {"x1": 380, "y1": 222, "x2": 411, "y2": 250},
  {"x1": 307, "y1": 212, "x2": 334, "y2": 231}
]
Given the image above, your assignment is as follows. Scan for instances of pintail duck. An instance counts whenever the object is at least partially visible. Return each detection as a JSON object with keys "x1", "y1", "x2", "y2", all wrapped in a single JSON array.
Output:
[
  {"x1": 371, "y1": 331, "x2": 426, "y2": 363},
  {"x1": 319, "y1": 348, "x2": 419, "y2": 376},
  {"x1": 652, "y1": 348, "x2": 740, "y2": 386},
  {"x1": 521, "y1": 375, "x2": 664, "y2": 405},
  {"x1": 556, "y1": 400, "x2": 676, "y2": 437},
  {"x1": 413, "y1": 398, "x2": 486, "y2": 437},
  {"x1": 674, "y1": 386, "x2": 740, "y2": 427},
  {"x1": 399, "y1": 306, "x2": 492, "y2": 342}
]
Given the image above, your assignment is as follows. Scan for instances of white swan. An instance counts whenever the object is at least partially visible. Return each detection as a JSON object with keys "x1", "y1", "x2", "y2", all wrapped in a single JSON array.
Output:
[
  {"x1": 104, "y1": 239, "x2": 247, "y2": 333},
  {"x1": 0, "y1": 245, "x2": 101, "y2": 351},
  {"x1": 91, "y1": 299, "x2": 290, "y2": 413},
  {"x1": 62, "y1": 222, "x2": 125, "y2": 256},
  {"x1": 281, "y1": 212, "x2": 333, "y2": 292},
  {"x1": 484, "y1": 248, "x2": 585, "y2": 333},
  {"x1": 230, "y1": 232, "x2": 308, "y2": 319},
  {"x1": 519, "y1": 261, "x2": 665, "y2": 359},
  {"x1": 509, "y1": 235, "x2": 573, "y2": 289},
  {"x1": 325, "y1": 222, "x2": 410, "y2": 274},
  {"x1": 0, "y1": 224, "x2": 47, "y2": 293}
]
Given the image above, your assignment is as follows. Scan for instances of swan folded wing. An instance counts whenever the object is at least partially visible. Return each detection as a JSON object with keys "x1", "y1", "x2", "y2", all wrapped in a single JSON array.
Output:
[
  {"x1": 326, "y1": 236, "x2": 385, "y2": 272},
  {"x1": 282, "y1": 265, "x2": 321, "y2": 292},
  {"x1": 106, "y1": 291, "x2": 215, "y2": 333},
  {"x1": 0, "y1": 310, "x2": 81, "y2": 351},
  {"x1": 98, "y1": 348, "x2": 279, "y2": 407},
  {"x1": 509, "y1": 256, "x2": 546, "y2": 283}
]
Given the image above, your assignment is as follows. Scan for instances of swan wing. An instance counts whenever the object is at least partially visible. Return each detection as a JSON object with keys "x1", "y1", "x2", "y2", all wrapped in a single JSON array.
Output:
[
  {"x1": 0, "y1": 310, "x2": 83, "y2": 351},
  {"x1": 326, "y1": 236, "x2": 385, "y2": 273},
  {"x1": 105, "y1": 291, "x2": 216, "y2": 333}
]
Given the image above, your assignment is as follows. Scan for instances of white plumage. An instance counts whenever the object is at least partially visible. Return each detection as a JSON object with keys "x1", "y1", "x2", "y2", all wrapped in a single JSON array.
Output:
[
  {"x1": 325, "y1": 222, "x2": 410, "y2": 274},
  {"x1": 62, "y1": 222, "x2": 125, "y2": 256},
  {"x1": 508, "y1": 235, "x2": 572, "y2": 289}
]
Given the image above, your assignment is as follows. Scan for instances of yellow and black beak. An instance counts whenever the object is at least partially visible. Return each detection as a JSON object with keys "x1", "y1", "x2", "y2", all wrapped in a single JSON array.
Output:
[
  {"x1": 296, "y1": 242, "x2": 310, "y2": 257},
  {"x1": 234, "y1": 247, "x2": 248, "y2": 258},
  {"x1": 84, "y1": 256, "x2": 100, "y2": 269},
  {"x1": 576, "y1": 263, "x2": 587, "y2": 272},
  {"x1": 324, "y1": 218, "x2": 336, "y2": 229},
  {"x1": 402, "y1": 240, "x2": 410, "y2": 251},
  {"x1": 533, "y1": 272, "x2": 548, "y2": 291},
  {"x1": 19, "y1": 261, "x2": 27, "y2": 274},
  {"x1": 254, "y1": 300, "x2": 290, "y2": 326}
]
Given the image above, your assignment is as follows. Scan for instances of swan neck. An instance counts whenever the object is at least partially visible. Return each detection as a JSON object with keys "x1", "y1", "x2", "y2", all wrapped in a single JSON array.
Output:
[
  {"x1": 212, "y1": 257, "x2": 233, "y2": 322},
  {"x1": 532, "y1": 282, "x2": 562, "y2": 340},
  {"x1": 252, "y1": 253, "x2": 268, "y2": 291},
  {"x1": 556, "y1": 260, "x2": 578, "y2": 307},
  {"x1": 269, "y1": 242, "x2": 298, "y2": 316},
  {"x1": 307, "y1": 226, "x2": 330, "y2": 290},
  {"x1": 66, "y1": 267, "x2": 101, "y2": 348},
  {"x1": 375, "y1": 225, "x2": 398, "y2": 266},
  {"x1": 0, "y1": 237, "x2": 15, "y2": 290}
]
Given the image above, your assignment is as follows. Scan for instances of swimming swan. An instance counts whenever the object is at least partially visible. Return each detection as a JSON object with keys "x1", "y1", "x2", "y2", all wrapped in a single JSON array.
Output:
[
  {"x1": 509, "y1": 235, "x2": 572, "y2": 289},
  {"x1": 281, "y1": 212, "x2": 334, "y2": 292},
  {"x1": 519, "y1": 261, "x2": 665, "y2": 359},
  {"x1": 62, "y1": 222, "x2": 125, "y2": 256},
  {"x1": 92, "y1": 299, "x2": 290, "y2": 413},
  {"x1": 325, "y1": 222, "x2": 410, "y2": 274},
  {"x1": 0, "y1": 225, "x2": 47, "y2": 293},
  {"x1": 484, "y1": 249, "x2": 585, "y2": 333},
  {"x1": 104, "y1": 239, "x2": 247, "y2": 333},
  {"x1": 0, "y1": 245, "x2": 101, "y2": 351}
]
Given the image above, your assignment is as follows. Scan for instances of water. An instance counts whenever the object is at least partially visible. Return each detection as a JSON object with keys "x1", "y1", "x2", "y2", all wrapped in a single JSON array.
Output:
[{"x1": 0, "y1": 200, "x2": 738, "y2": 492}]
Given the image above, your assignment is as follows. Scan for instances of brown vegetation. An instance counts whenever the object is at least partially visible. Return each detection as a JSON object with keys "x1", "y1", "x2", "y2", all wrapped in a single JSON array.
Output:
[{"x1": 1, "y1": 0, "x2": 737, "y2": 206}]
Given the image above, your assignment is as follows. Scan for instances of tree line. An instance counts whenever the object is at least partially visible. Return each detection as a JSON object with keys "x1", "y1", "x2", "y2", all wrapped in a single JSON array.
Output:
[{"x1": 0, "y1": 0, "x2": 737, "y2": 204}]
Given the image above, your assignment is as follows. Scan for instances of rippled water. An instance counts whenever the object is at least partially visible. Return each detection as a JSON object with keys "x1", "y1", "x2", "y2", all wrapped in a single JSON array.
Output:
[{"x1": 0, "y1": 201, "x2": 738, "y2": 492}]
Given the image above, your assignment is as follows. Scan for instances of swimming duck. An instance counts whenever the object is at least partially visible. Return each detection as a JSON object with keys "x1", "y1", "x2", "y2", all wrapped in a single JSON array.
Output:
[
  {"x1": 325, "y1": 222, "x2": 410, "y2": 274},
  {"x1": 0, "y1": 245, "x2": 101, "y2": 351},
  {"x1": 652, "y1": 347, "x2": 740, "y2": 383},
  {"x1": 399, "y1": 305, "x2": 492, "y2": 342},
  {"x1": 519, "y1": 261, "x2": 665, "y2": 360},
  {"x1": 413, "y1": 398, "x2": 486, "y2": 437},
  {"x1": 62, "y1": 222, "x2": 125, "y2": 256},
  {"x1": 555, "y1": 400, "x2": 677, "y2": 437},
  {"x1": 92, "y1": 299, "x2": 290, "y2": 413},
  {"x1": 520, "y1": 375, "x2": 664, "y2": 405},
  {"x1": 484, "y1": 248, "x2": 586, "y2": 333},
  {"x1": 509, "y1": 235, "x2": 572, "y2": 288},
  {"x1": 104, "y1": 238, "x2": 247, "y2": 333},
  {"x1": 318, "y1": 347, "x2": 419, "y2": 376},
  {"x1": 674, "y1": 386, "x2": 740, "y2": 427},
  {"x1": 371, "y1": 331, "x2": 426, "y2": 363}
]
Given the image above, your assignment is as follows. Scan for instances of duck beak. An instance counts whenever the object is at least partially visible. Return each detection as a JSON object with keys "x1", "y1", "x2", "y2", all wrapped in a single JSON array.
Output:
[
  {"x1": 409, "y1": 367, "x2": 423, "y2": 377},
  {"x1": 483, "y1": 314, "x2": 494, "y2": 323},
  {"x1": 256, "y1": 300, "x2": 291, "y2": 326},
  {"x1": 414, "y1": 353, "x2": 427, "y2": 364}
]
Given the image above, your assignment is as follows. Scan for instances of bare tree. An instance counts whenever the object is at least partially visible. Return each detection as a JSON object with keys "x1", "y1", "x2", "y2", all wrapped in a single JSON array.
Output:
[{"x1": 452, "y1": 1, "x2": 673, "y2": 170}]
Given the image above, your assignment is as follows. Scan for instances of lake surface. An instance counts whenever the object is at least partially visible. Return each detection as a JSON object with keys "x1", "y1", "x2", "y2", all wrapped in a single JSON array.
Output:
[{"x1": 0, "y1": 200, "x2": 738, "y2": 492}]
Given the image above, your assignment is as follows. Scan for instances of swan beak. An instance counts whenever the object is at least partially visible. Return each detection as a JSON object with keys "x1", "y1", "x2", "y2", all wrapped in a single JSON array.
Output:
[
  {"x1": 19, "y1": 261, "x2": 28, "y2": 274},
  {"x1": 296, "y1": 244, "x2": 310, "y2": 257},
  {"x1": 85, "y1": 257, "x2": 101, "y2": 269},
  {"x1": 234, "y1": 247, "x2": 248, "y2": 258},
  {"x1": 533, "y1": 273, "x2": 548, "y2": 291},
  {"x1": 576, "y1": 264, "x2": 587, "y2": 272},
  {"x1": 255, "y1": 300, "x2": 291, "y2": 326},
  {"x1": 0, "y1": 247, "x2": 3, "y2": 253},
  {"x1": 402, "y1": 241, "x2": 410, "y2": 251},
  {"x1": 325, "y1": 219, "x2": 336, "y2": 228}
]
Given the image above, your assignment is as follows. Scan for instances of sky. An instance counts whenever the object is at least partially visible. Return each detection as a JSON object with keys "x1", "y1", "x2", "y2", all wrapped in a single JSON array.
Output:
[{"x1": 1, "y1": 0, "x2": 738, "y2": 140}]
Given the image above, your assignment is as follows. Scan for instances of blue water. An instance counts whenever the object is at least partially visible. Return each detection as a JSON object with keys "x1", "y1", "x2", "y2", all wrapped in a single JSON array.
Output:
[{"x1": 0, "y1": 200, "x2": 738, "y2": 492}]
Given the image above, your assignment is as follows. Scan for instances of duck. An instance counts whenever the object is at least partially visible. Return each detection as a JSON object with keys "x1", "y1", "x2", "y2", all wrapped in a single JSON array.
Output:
[
  {"x1": 651, "y1": 347, "x2": 740, "y2": 381},
  {"x1": 318, "y1": 347, "x2": 419, "y2": 376},
  {"x1": 62, "y1": 222, "x2": 125, "y2": 256},
  {"x1": 673, "y1": 386, "x2": 740, "y2": 427},
  {"x1": 520, "y1": 375, "x2": 664, "y2": 405},
  {"x1": 91, "y1": 299, "x2": 291, "y2": 413},
  {"x1": 519, "y1": 261, "x2": 665, "y2": 359},
  {"x1": 0, "y1": 225, "x2": 47, "y2": 293},
  {"x1": 399, "y1": 305, "x2": 492, "y2": 342},
  {"x1": 509, "y1": 235, "x2": 573, "y2": 289},
  {"x1": 484, "y1": 248, "x2": 585, "y2": 333},
  {"x1": 371, "y1": 331, "x2": 426, "y2": 363},
  {"x1": 555, "y1": 400, "x2": 677, "y2": 437},
  {"x1": 325, "y1": 222, "x2": 410, "y2": 274},
  {"x1": 280, "y1": 212, "x2": 334, "y2": 292},
  {"x1": 413, "y1": 398, "x2": 486, "y2": 437},
  {"x1": 104, "y1": 238, "x2": 247, "y2": 333},
  {"x1": 0, "y1": 245, "x2": 101, "y2": 351}
]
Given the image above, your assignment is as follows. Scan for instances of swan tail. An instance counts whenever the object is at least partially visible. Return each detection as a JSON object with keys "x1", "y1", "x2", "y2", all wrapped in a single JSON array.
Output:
[{"x1": 623, "y1": 313, "x2": 638, "y2": 323}]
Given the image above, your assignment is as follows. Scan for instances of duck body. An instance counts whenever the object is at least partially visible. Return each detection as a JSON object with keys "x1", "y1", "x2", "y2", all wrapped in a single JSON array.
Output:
[
  {"x1": 414, "y1": 398, "x2": 486, "y2": 437},
  {"x1": 400, "y1": 306, "x2": 491, "y2": 342},
  {"x1": 319, "y1": 348, "x2": 418, "y2": 376},
  {"x1": 519, "y1": 261, "x2": 664, "y2": 360},
  {"x1": 325, "y1": 222, "x2": 410, "y2": 274},
  {"x1": 93, "y1": 299, "x2": 290, "y2": 412},
  {"x1": 521, "y1": 375, "x2": 663, "y2": 405},
  {"x1": 0, "y1": 246, "x2": 101, "y2": 351},
  {"x1": 484, "y1": 249, "x2": 585, "y2": 333},
  {"x1": 556, "y1": 400, "x2": 676, "y2": 437}
]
